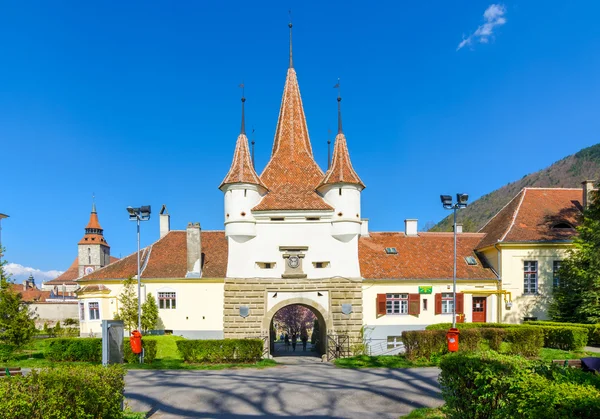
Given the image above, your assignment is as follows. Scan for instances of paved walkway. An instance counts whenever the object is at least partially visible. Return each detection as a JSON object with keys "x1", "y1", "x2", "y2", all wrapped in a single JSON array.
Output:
[
  {"x1": 125, "y1": 364, "x2": 443, "y2": 419},
  {"x1": 585, "y1": 346, "x2": 600, "y2": 353}
]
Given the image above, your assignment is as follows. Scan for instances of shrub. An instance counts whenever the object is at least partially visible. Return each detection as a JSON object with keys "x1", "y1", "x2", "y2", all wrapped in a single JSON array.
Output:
[
  {"x1": 0, "y1": 365, "x2": 125, "y2": 419},
  {"x1": 536, "y1": 326, "x2": 589, "y2": 351},
  {"x1": 505, "y1": 327, "x2": 544, "y2": 357},
  {"x1": 426, "y1": 322, "x2": 515, "y2": 331},
  {"x1": 480, "y1": 328, "x2": 507, "y2": 351},
  {"x1": 401, "y1": 330, "x2": 447, "y2": 360},
  {"x1": 123, "y1": 338, "x2": 158, "y2": 364},
  {"x1": 526, "y1": 320, "x2": 600, "y2": 346},
  {"x1": 45, "y1": 338, "x2": 102, "y2": 362},
  {"x1": 458, "y1": 328, "x2": 481, "y2": 352},
  {"x1": 176, "y1": 339, "x2": 263, "y2": 363}
]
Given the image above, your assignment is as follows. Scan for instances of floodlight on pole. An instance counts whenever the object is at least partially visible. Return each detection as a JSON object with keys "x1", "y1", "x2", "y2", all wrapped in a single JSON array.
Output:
[
  {"x1": 0, "y1": 213, "x2": 9, "y2": 266},
  {"x1": 440, "y1": 194, "x2": 469, "y2": 329},
  {"x1": 126, "y1": 205, "x2": 151, "y2": 363}
]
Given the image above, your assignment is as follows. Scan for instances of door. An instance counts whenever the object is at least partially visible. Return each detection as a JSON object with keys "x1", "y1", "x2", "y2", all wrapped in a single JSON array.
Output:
[{"x1": 472, "y1": 297, "x2": 487, "y2": 323}]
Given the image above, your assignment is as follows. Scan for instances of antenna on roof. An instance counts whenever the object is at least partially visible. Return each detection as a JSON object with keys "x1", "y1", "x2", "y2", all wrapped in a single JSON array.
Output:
[
  {"x1": 334, "y1": 78, "x2": 343, "y2": 134},
  {"x1": 327, "y1": 128, "x2": 332, "y2": 169},
  {"x1": 251, "y1": 127, "x2": 256, "y2": 168},
  {"x1": 239, "y1": 82, "x2": 246, "y2": 135},
  {"x1": 288, "y1": 10, "x2": 293, "y2": 69}
]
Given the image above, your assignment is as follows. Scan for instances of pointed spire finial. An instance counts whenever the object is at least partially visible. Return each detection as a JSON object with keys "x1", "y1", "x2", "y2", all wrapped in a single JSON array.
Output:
[
  {"x1": 288, "y1": 10, "x2": 294, "y2": 69},
  {"x1": 334, "y1": 78, "x2": 343, "y2": 134},
  {"x1": 251, "y1": 127, "x2": 256, "y2": 168},
  {"x1": 92, "y1": 193, "x2": 96, "y2": 213},
  {"x1": 239, "y1": 83, "x2": 246, "y2": 135}
]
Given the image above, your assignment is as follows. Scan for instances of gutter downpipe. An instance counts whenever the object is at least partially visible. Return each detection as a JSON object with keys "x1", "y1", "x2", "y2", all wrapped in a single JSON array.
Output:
[{"x1": 494, "y1": 241, "x2": 502, "y2": 323}]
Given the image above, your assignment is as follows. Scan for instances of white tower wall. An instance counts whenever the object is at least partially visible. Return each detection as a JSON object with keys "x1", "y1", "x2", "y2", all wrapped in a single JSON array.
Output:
[{"x1": 223, "y1": 183, "x2": 263, "y2": 242}]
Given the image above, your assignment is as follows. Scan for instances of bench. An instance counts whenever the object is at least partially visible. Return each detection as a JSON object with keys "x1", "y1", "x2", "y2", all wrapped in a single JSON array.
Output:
[
  {"x1": 552, "y1": 359, "x2": 582, "y2": 368},
  {"x1": 0, "y1": 367, "x2": 23, "y2": 377}
]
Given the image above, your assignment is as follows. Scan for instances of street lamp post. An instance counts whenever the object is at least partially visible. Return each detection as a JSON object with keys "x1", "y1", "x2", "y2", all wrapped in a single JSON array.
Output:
[
  {"x1": 126, "y1": 206, "x2": 151, "y2": 334},
  {"x1": 440, "y1": 194, "x2": 469, "y2": 328},
  {"x1": 0, "y1": 213, "x2": 9, "y2": 267}
]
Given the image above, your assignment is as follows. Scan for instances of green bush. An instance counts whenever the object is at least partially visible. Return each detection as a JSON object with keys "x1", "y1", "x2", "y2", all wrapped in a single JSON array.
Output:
[
  {"x1": 176, "y1": 339, "x2": 263, "y2": 363},
  {"x1": 505, "y1": 327, "x2": 544, "y2": 357},
  {"x1": 45, "y1": 338, "x2": 102, "y2": 362},
  {"x1": 0, "y1": 365, "x2": 125, "y2": 419},
  {"x1": 480, "y1": 328, "x2": 507, "y2": 351},
  {"x1": 458, "y1": 328, "x2": 481, "y2": 352},
  {"x1": 536, "y1": 326, "x2": 589, "y2": 351},
  {"x1": 123, "y1": 338, "x2": 158, "y2": 364},
  {"x1": 426, "y1": 322, "x2": 515, "y2": 331},
  {"x1": 526, "y1": 320, "x2": 600, "y2": 346},
  {"x1": 401, "y1": 330, "x2": 447, "y2": 360},
  {"x1": 439, "y1": 352, "x2": 600, "y2": 419}
]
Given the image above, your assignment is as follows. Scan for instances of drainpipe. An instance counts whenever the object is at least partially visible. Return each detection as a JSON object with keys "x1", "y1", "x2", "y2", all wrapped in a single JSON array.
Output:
[{"x1": 494, "y1": 242, "x2": 502, "y2": 323}]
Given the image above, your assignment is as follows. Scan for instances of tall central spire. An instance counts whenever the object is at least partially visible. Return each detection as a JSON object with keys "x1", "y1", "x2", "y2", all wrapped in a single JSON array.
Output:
[{"x1": 289, "y1": 22, "x2": 294, "y2": 69}]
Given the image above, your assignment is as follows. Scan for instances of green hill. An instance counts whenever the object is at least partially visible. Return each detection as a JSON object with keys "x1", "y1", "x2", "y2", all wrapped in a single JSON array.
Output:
[{"x1": 429, "y1": 143, "x2": 600, "y2": 232}]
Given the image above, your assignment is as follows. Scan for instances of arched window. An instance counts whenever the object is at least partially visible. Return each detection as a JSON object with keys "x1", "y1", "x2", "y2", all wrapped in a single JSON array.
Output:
[
  {"x1": 552, "y1": 222, "x2": 574, "y2": 230},
  {"x1": 88, "y1": 248, "x2": 91, "y2": 264}
]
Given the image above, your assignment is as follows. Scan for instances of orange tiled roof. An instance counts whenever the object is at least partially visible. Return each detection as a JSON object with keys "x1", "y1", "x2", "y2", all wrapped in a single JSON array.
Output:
[
  {"x1": 78, "y1": 230, "x2": 228, "y2": 281},
  {"x1": 319, "y1": 132, "x2": 364, "y2": 189},
  {"x1": 477, "y1": 188, "x2": 582, "y2": 249},
  {"x1": 359, "y1": 232, "x2": 497, "y2": 280},
  {"x1": 9, "y1": 284, "x2": 51, "y2": 302},
  {"x1": 45, "y1": 256, "x2": 119, "y2": 285},
  {"x1": 78, "y1": 208, "x2": 109, "y2": 247},
  {"x1": 220, "y1": 133, "x2": 266, "y2": 189},
  {"x1": 254, "y1": 68, "x2": 332, "y2": 211}
]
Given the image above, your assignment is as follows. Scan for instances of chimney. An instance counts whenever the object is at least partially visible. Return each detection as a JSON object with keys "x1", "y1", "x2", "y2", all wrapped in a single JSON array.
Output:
[
  {"x1": 404, "y1": 219, "x2": 418, "y2": 236},
  {"x1": 360, "y1": 218, "x2": 370, "y2": 237},
  {"x1": 582, "y1": 180, "x2": 595, "y2": 209},
  {"x1": 186, "y1": 222, "x2": 202, "y2": 278},
  {"x1": 454, "y1": 224, "x2": 463, "y2": 234},
  {"x1": 159, "y1": 204, "x2": 170, "y2": 238}
]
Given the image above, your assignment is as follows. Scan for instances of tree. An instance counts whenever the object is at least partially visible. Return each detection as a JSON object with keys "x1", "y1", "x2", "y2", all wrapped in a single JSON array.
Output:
[
  {"x1": 550, "y1": 190, "x2": 600, "y2": 323},
  {"x1": 141, "y1": 293, "x2": 159, "y2": 332},
  {"x1": 114, "y1": 276, "x2": 138, "y2": 332},
  {"x1": 0, "y1": 257, "x2": 38, "y2": 353},
  {"x1": 273, "y1": 305, "x2": 316, "y2": 337}
]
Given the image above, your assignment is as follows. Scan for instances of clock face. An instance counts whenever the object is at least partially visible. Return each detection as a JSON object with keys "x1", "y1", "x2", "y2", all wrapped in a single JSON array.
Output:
[
  {"x1": 84, "y1": 266, "x2": 94, "y2": 275},
  {"x1": 288, "y1": 256, "x2": 300, "y2": 269}
]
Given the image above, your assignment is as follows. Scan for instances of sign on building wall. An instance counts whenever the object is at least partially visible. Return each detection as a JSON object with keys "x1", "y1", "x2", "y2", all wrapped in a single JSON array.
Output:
[{"x1": 418, "y1": 286, "x2": 432, "y2": 294}]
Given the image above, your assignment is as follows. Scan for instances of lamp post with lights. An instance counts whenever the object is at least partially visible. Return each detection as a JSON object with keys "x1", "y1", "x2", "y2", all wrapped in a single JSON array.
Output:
[
  {"x1": 0, "y1": 213, "x2": 9, "y2": 267},
  {"x1": 440, "y1": 194, "x2": 469, "y2": 328},
  {"x1": 126, "y1": 206, "x2": 151, "y2": 333}
]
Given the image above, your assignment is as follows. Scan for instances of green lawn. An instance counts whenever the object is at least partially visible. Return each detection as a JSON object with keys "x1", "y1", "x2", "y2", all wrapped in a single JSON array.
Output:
[
  {"x1": 400, "y1": 407, "x2": 445, "y2": 418},
  {"x1": 2, "y1": 335, "x2": 277, "y2": 370}
]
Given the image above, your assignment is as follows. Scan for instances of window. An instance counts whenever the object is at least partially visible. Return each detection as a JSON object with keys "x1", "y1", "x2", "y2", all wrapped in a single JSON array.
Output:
[
  {"x1": 79, "y1": 302, "x2": 85, "y2": 321},
  {"x1": 339, "y1": 188, "x2": 342, "y2": 196},
  {"x1": 553, "y1": 261, "x2": 562, "y2": 288},
  {"x1": 441, "y1": 293, "x2": 454, "y2": 314},
  {"x1": 88, "y1": 248, "x2": 91, "y2": 264},
  {"x1": 313, "y1": 261, "x2": 330, "y2": 268},
  {"x1": 387, "y1": 336, "x2": 402, "y2": 349},
  {"x1": 465, "y1": 256, "x2": 478, "y2": 266},
  {"x1": 270, "y1": 217, "x2": 284, "y2": 221},
  {"x1": 386, "y1": 294, "x2": 408, "y2": 314},
  {"x1": 158, "y1": 292, "x2": 177, "y2": 309},
  {"x1": 89, "y1": 302, "x2": 100, "y2": 320},
  {"x1": 524, "y1": 261, "x2": 538, "y2": 294},
  {"x1": 423, "y1": 298, "x2": 428, "y2": 311},
  {"x1": 385, "y1": 247, "x2": 398, "y2": 255},
  {"x1": 257, "y1": 262, "x2": 275, "y2": 269}
]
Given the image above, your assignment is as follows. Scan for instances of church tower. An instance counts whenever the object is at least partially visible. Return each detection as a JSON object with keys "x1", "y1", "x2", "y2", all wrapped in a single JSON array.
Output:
[
  {"x1": 317, "y1": 87, "x2": 365, "y2": 242},
  {"x1": 78, "y1": 202, "x2": 110, "y2": 277}
]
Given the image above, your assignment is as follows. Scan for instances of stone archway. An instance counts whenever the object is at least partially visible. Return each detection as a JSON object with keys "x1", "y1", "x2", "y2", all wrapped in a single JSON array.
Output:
[{"x1": 263, "y1": 298, "x2": 332, "y2": 357}]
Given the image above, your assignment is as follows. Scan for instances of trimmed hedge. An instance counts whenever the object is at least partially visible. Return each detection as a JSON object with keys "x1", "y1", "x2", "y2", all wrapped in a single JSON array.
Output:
[
  {"x1": 439, "y1": 352, "x2": 600, "y2": 419},
  {"x1": 426, "y1": 322, "x2": 515, "y2": 331},
  {"x1": 526, "y1": 320, "x2": 600, "y2": 346},
  {"x1": 504, "y1": 327, "x2": 544, "y2": 357},
  {"x1": 45, "y1": 338, "x2": 102, "y2": 362},
  {"x1": 402, "y1": 330, "x2": 446, "y2": 360},
  {"x1": 177, "y1": 339, "x2": 263, "y2": 363},
  {"x1": 0, "y1": 365, "x2": 125, "y2": 419},
  {"x1": 123, "y1": 338, "x2": 158, "y2": 364}
]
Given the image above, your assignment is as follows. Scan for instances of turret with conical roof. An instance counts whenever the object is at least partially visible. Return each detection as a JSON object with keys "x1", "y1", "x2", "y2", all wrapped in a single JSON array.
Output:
[{"x1": 78, "y1": 201, "x2": 111, "y2": 277}]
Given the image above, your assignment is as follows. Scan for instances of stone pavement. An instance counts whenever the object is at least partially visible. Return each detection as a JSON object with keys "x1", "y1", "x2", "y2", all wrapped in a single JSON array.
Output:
[{"x1": 125, "y1": 363, "x2": 443, "y2": 419}]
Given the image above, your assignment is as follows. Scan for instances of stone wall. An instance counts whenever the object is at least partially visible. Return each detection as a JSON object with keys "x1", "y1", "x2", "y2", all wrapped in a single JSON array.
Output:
[{"x1": 223, "y1": 277, "x2": 363, "y2": 341}]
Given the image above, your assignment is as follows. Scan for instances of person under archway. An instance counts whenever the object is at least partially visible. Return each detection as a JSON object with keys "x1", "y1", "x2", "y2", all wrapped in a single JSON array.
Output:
[{"x1": 291, "y1": 333, "x2": 297, "y2": 351}]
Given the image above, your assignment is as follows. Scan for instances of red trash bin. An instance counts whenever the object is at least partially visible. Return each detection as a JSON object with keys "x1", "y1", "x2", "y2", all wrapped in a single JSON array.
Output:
[
  {"x1": 446, "y1": 328, "x2": 460, "y2": 352},
  {"x1": 130, "y1": 330, "x2": 143, "y2": 354}
]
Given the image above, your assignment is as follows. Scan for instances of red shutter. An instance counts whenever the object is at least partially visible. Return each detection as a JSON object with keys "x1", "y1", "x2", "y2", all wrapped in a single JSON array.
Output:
[
  {"x1": 456, "y1": 293, "x2": 465, "y2": 314},
  {"x1": 435, "y1": 293, "x2": 442, "y2": 315},
  {"x1": 408, "y1": 294, "x2": 420, "y2": 316},
  {"x1": 376, "y1": 294, "x2": 387, "y2": 316}
]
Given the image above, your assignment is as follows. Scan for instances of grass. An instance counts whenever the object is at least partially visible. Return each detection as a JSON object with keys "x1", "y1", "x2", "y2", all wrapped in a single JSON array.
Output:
[
  {"x1": 400, "y1": 407, "x2": 445, "y2": 418},
  {"x1": 1, "y1": 335, "x2": 277, "y2": 370}
]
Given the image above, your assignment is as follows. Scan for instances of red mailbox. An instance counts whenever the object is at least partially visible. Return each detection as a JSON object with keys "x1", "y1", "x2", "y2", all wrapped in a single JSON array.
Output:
[
  {"x1": 130, "y1": 330, "x2": 143, "y2": 354},
  {"x1": 446, "y1": 328, "x2": 460, "y2": 352}
]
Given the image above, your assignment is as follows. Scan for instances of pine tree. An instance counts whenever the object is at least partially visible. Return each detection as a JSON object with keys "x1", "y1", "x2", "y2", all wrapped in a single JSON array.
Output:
[
  {"x1": 114, "y1": 276, "x2": 139, "y2": 332},
  {"x1": 0, "y1": 257, "x2": 38, "y2": 352},
  {"x1": 141, "y1": 293, "x2": 159, "y2": 332},
  {"x1": 549, "y1": 189, "x2": 600, "y2": 323}
]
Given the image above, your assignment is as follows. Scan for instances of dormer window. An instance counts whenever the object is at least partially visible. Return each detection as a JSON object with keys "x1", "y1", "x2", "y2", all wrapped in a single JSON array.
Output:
[
  {"x1": 552, "y1": 222, "x2": 574, "y2": 230},
  {"x1": 385, "y1": 247, "x2": 398, "y2": 255}
]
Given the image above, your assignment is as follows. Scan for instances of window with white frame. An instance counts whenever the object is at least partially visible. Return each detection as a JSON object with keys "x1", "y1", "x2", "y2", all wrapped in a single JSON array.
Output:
[
  {"x1": 89, "y1": 302, "x2": 100, "y2": 320},
  {"x1": 386, "y1": 294, "x2": 408, "y2": 314},
  {"x1": 553, "y1": 261, "x2": 562, "y2": 288},
  {"x1": 442, "y1": 293, "x2": 454, "y2": 314},
  {"x1": 79, "y1": 302, "x2": 85, "y2": 321},
  {"x1": 158, "y1": 292, "x2": 176, "y2": 309},
  {"x1": 524, "y1": 261, "x2": 538, "y2": 294},
  {"x1": 387, "y1": 336, "x2": 402, "y2": 349}
]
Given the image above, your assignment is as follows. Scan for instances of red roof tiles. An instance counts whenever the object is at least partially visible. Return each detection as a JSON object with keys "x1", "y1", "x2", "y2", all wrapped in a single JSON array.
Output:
[
  {"x1": 359, "y1": 232, "x2": 497, "y2": 280},
  {"x1": 9, "y1": 284, "x2": 51, "y2": 302},
  {"x1": 45, "y1": 256, "x2": 119, "y2": 285},
  {"x1": 220, "y1": 133, "x2": 265, "y2": 189},
  {"x1": 477, "y1": 188, "x2": 582, "y2": 249},
  {"x1": 78, "y1": 230, "x2": 228, "y2": 281},
  {"x1": 78, "y1": 209, "x2": 109, "y2": 247},
  {"x1": 319, "y1": 133, "x2": 364, "y2": 189},
  {"x1": 254, "y1": 68, "x2": 332, "y2": 211}
]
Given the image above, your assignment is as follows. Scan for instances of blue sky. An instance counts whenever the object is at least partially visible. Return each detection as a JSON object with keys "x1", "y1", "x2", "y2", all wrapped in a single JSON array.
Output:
[{"x1": 2, "y1": 1, "x2": 600, "y2": 281}]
